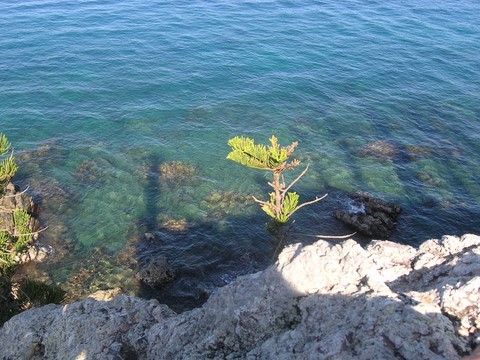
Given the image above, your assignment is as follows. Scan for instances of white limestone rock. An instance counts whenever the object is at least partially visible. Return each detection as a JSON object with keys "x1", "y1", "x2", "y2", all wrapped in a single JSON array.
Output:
[
  {"x1": 0, "y1": 295, "x2": 175, "y2": 359},
  {"x1": 0, "y1": 234, "x2": 479, "y2": 359}
]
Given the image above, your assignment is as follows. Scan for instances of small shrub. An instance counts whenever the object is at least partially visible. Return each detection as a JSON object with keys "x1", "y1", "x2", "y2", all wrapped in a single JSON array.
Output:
[
  {"x1": 0, "y1": 132, "x2": 17, "y2": 190},
  {"x1": 0, "y1": 231, "x2": 16, "y2": 276},
  {"x1": 0, "y1": 133, "x2": 34, "y2": 275},
  {"x1": 18, "y1": 279, "x2": 65, "y2": 309},
  {"x1": 12, "y1": 209, "x2": 32, "y2": 252},
  {"x1": 227, "y1": 135, "x2": 326, "y2": 225}
]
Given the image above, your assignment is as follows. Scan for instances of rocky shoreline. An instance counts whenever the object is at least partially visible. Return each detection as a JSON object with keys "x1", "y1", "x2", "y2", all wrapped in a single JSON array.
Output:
[{"x1": 0, "y1": 233, "x2": 478, "y2": 359}]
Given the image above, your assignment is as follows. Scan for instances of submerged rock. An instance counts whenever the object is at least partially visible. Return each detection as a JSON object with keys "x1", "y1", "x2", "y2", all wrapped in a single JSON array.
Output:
[
  {"x1": 87, "y1": 287, "x2": 123, "y2": 301},
  {"x1": 26, "y1": 177, "x2": 73, "y2": 217},
  {"x1": 334, "y1": 192, "x2": 402, "y2": 238},
  {"x1": 73, "y1": 159, "x2": 109, "y2": 186},
  {"x1": 416, "y1": 170, "x2": 445, "y2": 186},
  {"x1": 202, "y1": 190, "x2": 254, "y2": 218},
  {"x1": 158, "y1": 161, "x2": 198, "y2": 187},
  {"x1": 15, "y1": 244, "x2": 54, "y2": 264},
  {"x1": 0, "y1": 234, "x2": 478, "y2": 359},
  {"x1": 16, "y1": 140, "x2": 66, "y2": 163},
  {"x1": 62, "y1": 247, "x2": 138, "y2": 303},
  {"x1": 358, "y1": 139, "x2": 398, "y2": 160},
  {"x1": 159, "y1": 219, "x2": 189, "y2": 232},
  {"x1": 135, "y1": 257, "x2": 176, "y2": 288},
  {"x1": 404, "y1": 144, "x2": 432, "y2": 160},
  {"x1": 358, "y1": 140, "x2": 435, "y2": 163}
]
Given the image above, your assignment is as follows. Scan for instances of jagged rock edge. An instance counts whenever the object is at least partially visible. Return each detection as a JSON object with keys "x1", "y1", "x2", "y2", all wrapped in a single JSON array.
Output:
[{"x1": 0, "y1": 234, "x2": 478, "y2": 359}]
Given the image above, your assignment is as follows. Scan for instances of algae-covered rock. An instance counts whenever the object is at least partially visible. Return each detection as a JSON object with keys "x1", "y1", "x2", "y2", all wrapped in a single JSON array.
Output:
[
  {"x1": 158, "y1": 161, "x2": 198, "y2": 187},
  {"x1": 87, "y1": 287, "x2": 123, "y2": 301},
  {"x1": 135, "y1": 257, "x2": 176, "y2": 288},
  {"x1": 73, "y1": 159, "x2": 109, "y2": 186},
  {"x1": 16, "y1": 140, "x2": 66, "y2": 163},
  {"x1": 62, "y1": 247, "x2": 138, "y2": 304},
  {"x1": 358, "y1": 139, "x2": 398, "y2": 160},
  {"x1": 358, "y1": 140, "x2": 434, "y2": 163},
  {"x1": 202, "y1": 190, "x2": 254, "y2": 218},
  {"x1": 159, "y1": 219, "x2": 189, "y2": 232}
]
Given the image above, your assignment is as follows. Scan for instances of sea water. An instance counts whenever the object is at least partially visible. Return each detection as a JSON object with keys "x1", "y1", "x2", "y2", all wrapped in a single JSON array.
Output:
[{"x1": 1, "y1": 0, "x2": 479, "y2": 309}]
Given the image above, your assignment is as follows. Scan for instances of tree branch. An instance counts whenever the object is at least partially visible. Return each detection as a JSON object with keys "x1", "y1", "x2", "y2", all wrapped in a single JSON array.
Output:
[
  {"x1": 14, "y1": 226, "x2": 48, "y2": 237},
  {"x1": 290, "y1": 231, "x2": 357, "y2": 239},
  {"x1": 0, "y1": 226, "x2": 48, "y2": 237},
  {"x1": 282, "y1": 164, "x2": 310, "y2": 195},
  {"x1": 252, "y1": 196, "x2": 268, "y2": 206},
  {"x1": 315, "y1": 232, "x2": 356, "y2": 239},
  {"x1": 287, "y1": 193, "x2": 328, "y2": 217},
  {"x1": 1, "y1": 185, "x2": 30, "y2": 198}
]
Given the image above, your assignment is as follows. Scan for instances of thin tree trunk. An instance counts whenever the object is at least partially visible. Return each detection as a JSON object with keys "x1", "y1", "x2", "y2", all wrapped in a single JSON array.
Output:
[{"x1": 273, "y1": 171, "x2": 282, "y2": 217}]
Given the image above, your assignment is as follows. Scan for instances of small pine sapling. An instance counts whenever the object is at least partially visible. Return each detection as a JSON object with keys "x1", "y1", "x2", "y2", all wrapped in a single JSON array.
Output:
[
  {"x1": 0, "y1": 132, "x2": 17, "y2": 190},
  {"x1": 227, "y1": 135, "x2": 327, "y2": 225}
]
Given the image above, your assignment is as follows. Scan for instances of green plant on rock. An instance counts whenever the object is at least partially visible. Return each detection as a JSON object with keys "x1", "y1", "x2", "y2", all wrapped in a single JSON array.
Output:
[
  {"x1": 0, "y1": 209, "x2": 34, "y2": 277},
  {"x1": 12, "y1": 209, "x2": 32, "y2": 252},
  {"x1": 0, "y1": 137, "x2": 35, "y2": 273},
  {"x1": 0, "y1": 132, "x2": 17, "y2": 189},
  {"x1": 0, "y1": 231, "x2": 16, "y2": 274},
  {"x1": 18, "y1": 279, "x2": 65, "y2": 309},
  {"x1": 227, "y1": 135, "x2": 327, "y2": 225}
]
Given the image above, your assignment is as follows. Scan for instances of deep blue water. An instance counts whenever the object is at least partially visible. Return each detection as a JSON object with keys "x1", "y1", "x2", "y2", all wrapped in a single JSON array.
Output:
[{"x1": 1, "y1": 0, "x2": 479, "y2": 307}]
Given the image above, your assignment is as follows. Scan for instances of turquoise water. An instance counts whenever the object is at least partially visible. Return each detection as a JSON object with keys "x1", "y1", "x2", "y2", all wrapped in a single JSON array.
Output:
[{"x1": 1, "y1": 0, "x2": 480, "y2": 306}]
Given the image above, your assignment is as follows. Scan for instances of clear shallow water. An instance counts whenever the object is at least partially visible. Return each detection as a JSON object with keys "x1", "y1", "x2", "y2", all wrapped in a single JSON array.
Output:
[{"x1": 1, "y1": 0, "x2": 479, "y2": 308}]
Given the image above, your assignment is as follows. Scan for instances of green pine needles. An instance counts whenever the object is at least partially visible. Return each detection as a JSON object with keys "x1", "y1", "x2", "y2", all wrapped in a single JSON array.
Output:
[
  {"x1": 12, "y1": 209, "x2": 32, "y2": 252},
  {"x1": 227, "y1": 135, "x2": 292, "y2": 169},
  {"x1": 0, "y1": 132, "x2": 34, "y2": 276},
  {"x1": 0, "y1": 209, "x2": 34, "y2": 276},
  {"x1": 0, "y1": 132, "x2": 17, "y2": 189},
  {"x1": 227, "y1": 135, "x2": 327, "y2": 225}
]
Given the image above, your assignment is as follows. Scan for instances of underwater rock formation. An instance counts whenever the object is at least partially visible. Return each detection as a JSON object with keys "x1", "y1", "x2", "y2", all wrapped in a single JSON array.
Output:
[
  {"x1": 158, "y1": 161, "x2": 198, "y2": 188},
  {"x1": 334, "y1": 192, "x2": 402, "y2": 238},
  {"x1": 73, "y1": 159, "x2": 110, "y2": 187},
  {"x1": 202, "y1": 190, "x2": 254, "y2": 218},
  {"x1": 135, "y1": 257, "x2": 176, "y2": 288},
  {"x1": 358, "y1": 139, "x2": 398, "y2": 160},
  {"x1": 62, "y1": 246, "x2": 138, "y2": 304},
  {"x1": 357, "y1": 139, "x2": 436, "y2": 163},
  {"x1": 0, "y1": 234, "x2": 478, "y2": 359},
  {"x1": 159, "y1": 219, "x2": 189, "y2": 232}
]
